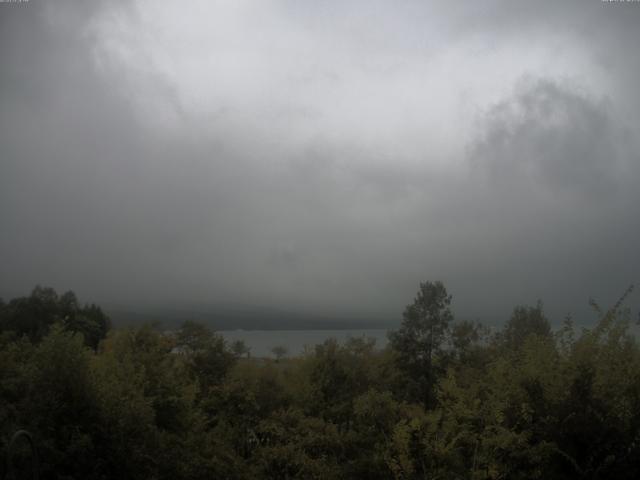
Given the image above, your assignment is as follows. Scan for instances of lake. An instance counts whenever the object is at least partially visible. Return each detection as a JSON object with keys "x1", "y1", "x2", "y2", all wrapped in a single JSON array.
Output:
[{"x1": 219, "y1": 329, "x2": 389, "y2": 358}]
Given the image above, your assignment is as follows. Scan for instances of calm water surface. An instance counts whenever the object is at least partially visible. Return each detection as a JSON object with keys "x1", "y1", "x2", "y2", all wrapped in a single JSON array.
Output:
[{"x1": 219, "y1": 329, "x2": 389, "y2": 358}]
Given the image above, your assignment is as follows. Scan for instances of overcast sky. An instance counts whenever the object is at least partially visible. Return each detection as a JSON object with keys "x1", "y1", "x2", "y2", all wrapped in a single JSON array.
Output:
[{"x1": 1, "y1": 0, "x2": 639, "y2": 324}]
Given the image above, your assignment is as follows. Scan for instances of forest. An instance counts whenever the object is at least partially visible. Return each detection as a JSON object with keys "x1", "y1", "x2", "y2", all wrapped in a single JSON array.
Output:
[{"x1": 1, "y1": 282, "x2": 639, "y2": 479}]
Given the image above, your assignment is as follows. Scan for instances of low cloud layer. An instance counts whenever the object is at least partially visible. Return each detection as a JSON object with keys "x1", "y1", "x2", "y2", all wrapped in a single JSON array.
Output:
[{"x1": 1, "y1": 0, "x2": 639, "y2": 323}]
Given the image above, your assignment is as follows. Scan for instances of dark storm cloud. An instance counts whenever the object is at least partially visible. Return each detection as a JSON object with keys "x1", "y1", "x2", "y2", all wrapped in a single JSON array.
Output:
[
  {"x1": 1, "y1": 0, "x2": 639, "y2": 324},
  {"x1": 473, "y1": 78, "x2": 625, "y2": 198},
  {"x1": 459, "y1": 76, "x2": 640, "y2": 319}
]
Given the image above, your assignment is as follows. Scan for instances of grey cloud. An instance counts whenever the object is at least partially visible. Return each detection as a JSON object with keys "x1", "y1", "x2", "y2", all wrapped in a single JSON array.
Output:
[
  {"x1": 457, "y1": 76, "x2": 640, "y2": 320},
  {"x1": 1, "y1": 1, "x2": 639, "y2": 325},
  {"x1": 472, "y1": 77, "x2": 625, "y2": 200}
]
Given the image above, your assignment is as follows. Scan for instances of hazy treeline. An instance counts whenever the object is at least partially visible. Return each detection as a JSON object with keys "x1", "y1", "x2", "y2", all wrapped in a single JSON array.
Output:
[{"x1": 1, "y1": 283, "x2": 639, "y2": 479}]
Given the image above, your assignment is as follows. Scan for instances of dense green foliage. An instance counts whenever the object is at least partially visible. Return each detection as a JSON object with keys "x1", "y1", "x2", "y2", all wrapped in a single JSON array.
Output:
[
  {"x1": 0, "y1": 286, "x2": 110, "y2": 349},
  {"x1": 1, "y1": 283, "x2": 640, "y2": 479}
]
